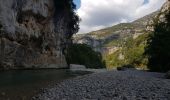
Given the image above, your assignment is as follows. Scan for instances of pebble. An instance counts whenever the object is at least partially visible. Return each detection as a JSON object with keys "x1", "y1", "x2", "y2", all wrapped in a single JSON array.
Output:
[{"x1": 33, "y1": 70, "x2": 170, "y2": 100}]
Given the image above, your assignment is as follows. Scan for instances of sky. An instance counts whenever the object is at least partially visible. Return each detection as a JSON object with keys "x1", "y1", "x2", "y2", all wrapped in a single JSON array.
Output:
[
  {"x1": 74, "y1": 0, "x2": 166, "y2": 34},
  {"x1": 74, "y1": 0, "x2": 81, "y2": 9}
]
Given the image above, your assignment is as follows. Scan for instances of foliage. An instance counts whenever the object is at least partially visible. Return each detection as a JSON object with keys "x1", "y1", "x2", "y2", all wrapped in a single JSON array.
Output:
[
  {"x1": 145, "y1": 11, "x2": 170, "y2": 72},
  {"x1": 104, "y1": 50, "x2": 125, "y2": 69},
  {"x1": 54, "y1": 0, "x2": 80, "y2": 38},
  {"x1": 104, "y1": 39, "x2": 122, "y2": 47},
  {"x1": 66, "y1": 44, "x2": 106, "y2": 68},
  {"x1": 89, "y1": 23, "x2": 135, "y2": 38},
  {"x1": 123, "y1": 34, "x2": 148, "y2": 68},
  {"x1": 104, "y1": 33, "x2": 149, "y2": 69}
]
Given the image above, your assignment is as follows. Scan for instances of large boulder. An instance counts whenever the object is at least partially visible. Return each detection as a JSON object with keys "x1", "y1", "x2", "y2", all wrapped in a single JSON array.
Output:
[{"x1": 70, "y1": 64, "x2": 86, "y2": 71}]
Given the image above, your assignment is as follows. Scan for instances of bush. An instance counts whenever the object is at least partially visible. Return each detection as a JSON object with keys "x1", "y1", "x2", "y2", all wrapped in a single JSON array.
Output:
[
  {"x1": 66, "y1": 44, "x2": 106, "y2": 69},
  {"x1": 104, "y1": 33, "x2": 148, "y2": 69},
  {"x1": 121, "y1": 64, "x2": 135, "y2": 68},
  {"x1": 145, "y1": 11, "x2": 170, "y2": 72},
  {"x1": 117, "y1": 67, "x2": 125, "y2": 71}
]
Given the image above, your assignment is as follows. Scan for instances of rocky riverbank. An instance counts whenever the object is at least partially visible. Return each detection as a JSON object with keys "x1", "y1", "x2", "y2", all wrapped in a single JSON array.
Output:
[{"x1": 33, "y1": 70, "x2": 170, "y2": 100}]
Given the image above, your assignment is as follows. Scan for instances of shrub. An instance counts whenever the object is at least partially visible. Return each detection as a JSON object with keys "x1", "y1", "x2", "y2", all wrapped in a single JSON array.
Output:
[
  {"x1": 121, "y1": 64, "x2": 135, "y2": 68},
  {"x1": 145, "y1": 11, "x2": 170, "y2": 72},
  {"x1": 104, "y1": 33, "x2": 148, "y2": 69},
  {"x1": 66, "y1": 44, "x2": 106, "y2": 68}
]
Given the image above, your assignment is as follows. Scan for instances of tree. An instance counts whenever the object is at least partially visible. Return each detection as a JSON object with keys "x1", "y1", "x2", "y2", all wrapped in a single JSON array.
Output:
[
  {"x1": 145, "y1": 11, "x2": 170, "y2": 72},
  {"x1": 66, "y1": 44, "x2": 106, "y2": 68},
  {"x1": 53, "y1": 0, "x2": 80, "y2": 38}
]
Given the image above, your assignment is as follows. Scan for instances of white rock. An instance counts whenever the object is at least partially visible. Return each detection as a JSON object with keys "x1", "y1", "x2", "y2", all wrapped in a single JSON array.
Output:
[{"x1": 70, "y1": 64, "x2": 86, "y2": 70}]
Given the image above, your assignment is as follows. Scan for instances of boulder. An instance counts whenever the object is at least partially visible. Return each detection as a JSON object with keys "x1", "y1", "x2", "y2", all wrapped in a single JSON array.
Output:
[
  {"x1": 70, "y1": 64, "x2": 86, "y2": 71},
  {"x1": 117, "y1": 67, "x2": 126, "y2": 71}
]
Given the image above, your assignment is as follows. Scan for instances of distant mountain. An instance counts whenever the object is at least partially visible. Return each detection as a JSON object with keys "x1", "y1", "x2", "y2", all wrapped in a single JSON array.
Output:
[
  {"x1": 73, "y1": 10, "x2": 159, "y2": 51},
  {"x1": 73, "y1": 10, "x2": 160, "y2": 69}
]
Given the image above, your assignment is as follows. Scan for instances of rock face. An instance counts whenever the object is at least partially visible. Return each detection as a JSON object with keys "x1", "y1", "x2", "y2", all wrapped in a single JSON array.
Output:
[
  {"x1": 159, "y1": 0, "x2": 170, "y2": 23},
  {"x1": 147, "y1": 0, "x2": 170, "y2": 31},
  {"x1": 0, "y1": 0, "x2": 74, "y2": 69}
]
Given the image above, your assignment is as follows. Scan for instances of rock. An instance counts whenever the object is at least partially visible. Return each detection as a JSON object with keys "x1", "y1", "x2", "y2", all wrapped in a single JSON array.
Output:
[
  {"x1": 1, "y1": 92, "x2": 5, "y2": 96},
  {"x1": 117, "y1": 67, "x2": 126, "y2": 71},
  {"x1": 33, "y1": 70, "x2": 170, "y2": 100},
  {"x1": 165, "y1": 71, "x2": 170, "y2": 79},
  {"x1": 70, "y1": 64, "x2": 86, "y2": 71},
  {"x1": 117, "y1": 64, "x2": 135, "y2": 71},
  {"x1": 0, "y1": 0, "x2": 77, "y2": 69},
  {"x1": 158, "y1": 0, "x2": 170, "y2": 23}
]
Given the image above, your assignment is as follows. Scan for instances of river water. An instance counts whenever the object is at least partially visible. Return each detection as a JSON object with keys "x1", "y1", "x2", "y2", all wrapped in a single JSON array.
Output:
[{"x1": 0, "y1": 69, "x2": 92, "y2": 100}]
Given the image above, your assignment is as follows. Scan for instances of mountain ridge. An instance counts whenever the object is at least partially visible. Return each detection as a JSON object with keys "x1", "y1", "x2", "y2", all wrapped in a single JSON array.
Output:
[
  {"x1": 73, "y1": 10, "x2": 159, "y2": 50},
  {"x1": 73, "y1": 10, "x2": 160, "y2": 69}
]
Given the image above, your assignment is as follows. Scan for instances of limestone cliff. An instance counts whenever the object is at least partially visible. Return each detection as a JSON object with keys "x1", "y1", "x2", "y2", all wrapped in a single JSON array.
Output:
[
  {"x1": 0, "y1": 0, "x2": 78, "y2": 69},
  {"x1": 158, "y1": 0, "x2": 170, "y2": 23},
  {"x1": 147, "y1": 0, "x2": 170, "y2": 31}
]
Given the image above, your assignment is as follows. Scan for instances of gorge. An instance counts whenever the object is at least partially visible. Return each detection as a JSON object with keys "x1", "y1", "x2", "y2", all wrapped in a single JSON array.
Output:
[{"x1": 0, "y1": 0, "x2": 170, "y2": 100}]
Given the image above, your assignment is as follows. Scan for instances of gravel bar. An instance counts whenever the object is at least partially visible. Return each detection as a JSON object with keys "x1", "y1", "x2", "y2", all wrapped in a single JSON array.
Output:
[{"x1": 33, "y1": 70, "x2": 170, "y2": 100}]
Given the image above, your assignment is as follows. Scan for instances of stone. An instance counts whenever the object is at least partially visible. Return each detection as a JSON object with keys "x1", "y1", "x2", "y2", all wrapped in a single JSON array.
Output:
[
  {"x1": 165, "y1": 71, "x2": 170, "y2": 79},
  {"x1": 70, "y1": 64, "x2": 86, "y2": 71},
  {"x1": 33, "y1": 70, "x2": 170, "y2": 100},
  {"x1": 117, "y1": 67, "x2": 127, "y2": 71},
  {"x1": 1, "y1": 92, "x2": 6, "y2": 96}
]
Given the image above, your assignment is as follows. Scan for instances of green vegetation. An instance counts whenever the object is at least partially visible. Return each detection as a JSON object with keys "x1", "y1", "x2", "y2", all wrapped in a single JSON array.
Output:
[
  {"x1": 104, "y1": 33, "x2": 149, "y2": 69},
  {"x1": 104, "y1": 39, "x2": 122, "y2": 47},
  {"x1": 89, "y1": 23, "x2": 136, "y2": 38},
  {"x1": 145, "y1": 11, "x2": 170, "y2": 72},
  {"x1": 104, "y1": 50, "x2": 125, "y2": 69},
  {"x1": 66, "y1": 44, "x2": 106, "y2": 68},
  {"x1": 72, "y1": 10, "x2": 164, "y2": 71}
]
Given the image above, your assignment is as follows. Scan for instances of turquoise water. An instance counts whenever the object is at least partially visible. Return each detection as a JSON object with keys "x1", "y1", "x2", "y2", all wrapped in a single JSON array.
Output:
[{"x1": 0, "y1": 69, "x2": 91, "y2": 100}]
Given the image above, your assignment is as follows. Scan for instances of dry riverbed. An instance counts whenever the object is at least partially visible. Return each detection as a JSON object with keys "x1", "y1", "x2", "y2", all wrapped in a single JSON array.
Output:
[{"x1": 33, "y1": 69, "x2": 170, "y2": 100}]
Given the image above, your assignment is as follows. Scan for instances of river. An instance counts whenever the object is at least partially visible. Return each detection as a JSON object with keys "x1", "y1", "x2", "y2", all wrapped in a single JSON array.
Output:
[{"x1": 0, "y1": 69, "x2": 92, "y2": 100}]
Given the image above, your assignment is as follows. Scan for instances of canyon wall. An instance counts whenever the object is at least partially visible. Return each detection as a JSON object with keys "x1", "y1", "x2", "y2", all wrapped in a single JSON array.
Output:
[{"x1": 0, "y1": 0, "x2": 77, "y2": 69}]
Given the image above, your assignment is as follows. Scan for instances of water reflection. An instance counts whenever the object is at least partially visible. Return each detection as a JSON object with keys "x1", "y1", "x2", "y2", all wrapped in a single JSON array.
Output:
[{"x1": 0, "y1": 69, "x2": 91, "y2": 100}]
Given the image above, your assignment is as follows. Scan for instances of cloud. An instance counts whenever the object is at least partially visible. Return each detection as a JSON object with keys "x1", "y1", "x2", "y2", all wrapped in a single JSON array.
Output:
[{"x1": 77, "y1": 0, "x2": 166, "y2": 33}]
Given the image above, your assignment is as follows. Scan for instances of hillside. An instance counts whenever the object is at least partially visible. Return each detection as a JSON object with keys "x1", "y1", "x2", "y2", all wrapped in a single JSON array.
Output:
[
  {"x1": 73, "y1": 10, "x2": 158, "y2": 47},
  {"x1": 73, "y1": 10, "x2": 159, "y2": 69}
]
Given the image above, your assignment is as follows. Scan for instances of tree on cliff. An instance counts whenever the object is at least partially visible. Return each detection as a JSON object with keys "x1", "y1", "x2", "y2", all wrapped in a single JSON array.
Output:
[
  {"x1": 145, "y1": 11, "x2": 170, "y2": 72},
  {"x1": 54, "y1": 0, "x2": 80, "y2": 38}
]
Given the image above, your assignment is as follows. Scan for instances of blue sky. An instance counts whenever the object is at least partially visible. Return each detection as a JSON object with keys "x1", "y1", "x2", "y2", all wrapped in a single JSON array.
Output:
[
  {"x1": 73, "y1": 0, "x2": 81, "y2": 9},
  {"x1": 143, "y1": 0, "x2": 149, "y2": 4}
]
